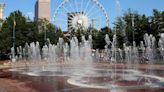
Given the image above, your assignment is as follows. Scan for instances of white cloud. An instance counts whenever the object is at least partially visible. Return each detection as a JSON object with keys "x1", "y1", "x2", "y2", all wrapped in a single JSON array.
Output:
[{"x1": 27, "y1": 12, "x2": 34, "y2": 20}]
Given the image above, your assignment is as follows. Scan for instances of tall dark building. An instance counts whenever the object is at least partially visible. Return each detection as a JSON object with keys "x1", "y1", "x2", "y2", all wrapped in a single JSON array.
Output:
[
  {"x1": 0, "y1": 3, "x2": 5, "y2": 19},
  {"x1": 35, "y1": 0, "x2": 51, "y2": 21},
  {"x1": 34, "y1": 1, "x2": 38, "y2": 21}
]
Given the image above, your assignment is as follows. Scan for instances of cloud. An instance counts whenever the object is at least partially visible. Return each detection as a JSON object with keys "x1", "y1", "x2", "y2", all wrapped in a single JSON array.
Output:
[
  {"x1": 27, "y1": 12, "x2": 33, "y2": 15},
  {"x1": 115, "y1": 0, "x2": 122, "y2": 15},
  {"x1": 3, "y1": 16, "x2": 6, "y2": 19},
  {"x1": 27, "y1": 12, "x2": 34, "y2": 20},
  {"x1": 50, "y1": 17, "x2": 55, "y2": 22}
]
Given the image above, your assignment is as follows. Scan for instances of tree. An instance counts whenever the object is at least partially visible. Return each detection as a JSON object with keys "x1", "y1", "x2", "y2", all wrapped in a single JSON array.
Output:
[
  {"x1": 114, "y1": 9, "x2": 150, "y2": 46},
  {"x1": 92, "y1": 27, "x2": 112, "y2": 49},
  {"x1": 0, "y1": 9, "x2": 164, "y2": 56},
  {"x1": 113, "y1": 17, "x2": 127, "y2": 48},
  {"x1": 0, "y1": 10, "x2": 38, "y2": 53}
]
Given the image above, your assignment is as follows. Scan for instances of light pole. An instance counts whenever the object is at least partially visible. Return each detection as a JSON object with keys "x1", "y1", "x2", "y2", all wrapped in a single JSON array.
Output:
[
  {"x1": 132, "y1": 14, "x2": 135, "y2": 46},
  {"x1": 43, "y1": 20, "x2": 49, "y2": 45},
  {"x1": 12, "y1": 13, "x2": 16, "y2": 62},
  {"x1": 44, "y1": 23, "x2": 47, "y2": 45}
]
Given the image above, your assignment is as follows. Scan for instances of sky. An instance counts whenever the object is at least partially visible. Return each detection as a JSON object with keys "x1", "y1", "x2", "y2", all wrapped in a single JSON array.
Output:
[{"x1": 0, "y1": 0, "x2": 164, "y2": 28}]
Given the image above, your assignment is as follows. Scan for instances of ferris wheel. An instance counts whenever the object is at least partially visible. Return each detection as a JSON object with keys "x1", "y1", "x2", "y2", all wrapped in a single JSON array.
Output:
[{"x1": 54, "y1": 0, "x2": 109, "y2": 32}]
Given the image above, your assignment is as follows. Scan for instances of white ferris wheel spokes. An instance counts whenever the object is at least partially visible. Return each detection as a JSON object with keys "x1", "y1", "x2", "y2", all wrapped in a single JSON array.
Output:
[{"x1": 54, "y1": 0, "x2": 109, "y2": 32}]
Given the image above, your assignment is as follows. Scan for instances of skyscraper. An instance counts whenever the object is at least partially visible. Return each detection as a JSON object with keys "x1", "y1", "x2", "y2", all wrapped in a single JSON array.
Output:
[
  {"x1": 35, "y1": 0, "x2": 50, "y2": 21},
  {"x1": 0, "y1": 3, "x2": 5, "y2": 19}
]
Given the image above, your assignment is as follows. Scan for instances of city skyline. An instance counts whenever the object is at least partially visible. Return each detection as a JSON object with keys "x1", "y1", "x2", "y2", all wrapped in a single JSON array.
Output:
[{"x1": 1, "y1": 0, "x2": 164, "y2": 27}]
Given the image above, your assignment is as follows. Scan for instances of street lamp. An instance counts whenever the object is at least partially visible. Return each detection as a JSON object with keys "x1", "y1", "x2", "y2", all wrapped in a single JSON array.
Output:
[
  {"x1": 132, "y1": 14, "x2": 135, "y2": 46},
  {"x1": 44, "y1": 23, "x2": 47, "y2": 45},
  {"x1": 43, "y1": 20, "x2": 49, "y2": 45},
  {"x1": 12, "y1": 13, "x2": 16, "y2": 62}
]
